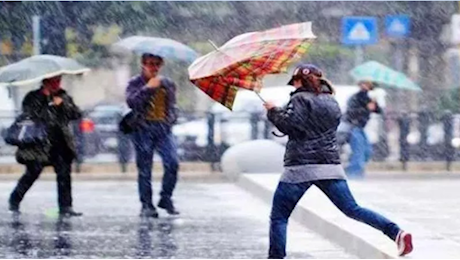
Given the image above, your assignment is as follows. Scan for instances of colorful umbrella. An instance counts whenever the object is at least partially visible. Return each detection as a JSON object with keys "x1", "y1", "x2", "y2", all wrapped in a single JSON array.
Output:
[
  {"x1": 112, "y1": 36, "x2": 199, "y2": 63},
  {"x1": 0, "y1": 55, "x2": 90, "y2": 87},
  {"x1": 188, "y1": 22, "x2": 316, "y2": 110},
  {"x1": 350, "y1": 61, "x2": 422, "y2": 91}
]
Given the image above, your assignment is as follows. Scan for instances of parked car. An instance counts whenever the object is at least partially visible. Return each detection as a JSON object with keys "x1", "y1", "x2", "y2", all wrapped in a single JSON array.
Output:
[
  {"x1": 78, "y1": 103, "x2": 130, "y2": 159},
  {"x1": 0, "y1": 85, "x2": 18, "y2": 156}
]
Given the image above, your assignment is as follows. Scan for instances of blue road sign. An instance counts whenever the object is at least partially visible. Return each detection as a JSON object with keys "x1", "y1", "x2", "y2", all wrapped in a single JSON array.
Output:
[
  {"x1": 385, "y1": 15, "x2": 410, "y2": 38},
  {"x1": 342, "y1": 16, "x2": 378, "y2": 45}
]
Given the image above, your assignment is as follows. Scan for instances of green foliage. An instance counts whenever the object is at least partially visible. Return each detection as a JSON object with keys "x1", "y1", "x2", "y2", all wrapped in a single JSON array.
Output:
[
  {"x1": 438, "y1": 87, "x2": 460, "y2": 113},
  {"x1": 308, "y1": 44, "x2": 354, "y2": 60}
]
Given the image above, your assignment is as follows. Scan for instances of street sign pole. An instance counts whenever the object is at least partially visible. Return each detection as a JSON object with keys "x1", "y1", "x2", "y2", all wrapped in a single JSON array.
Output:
[
  {"x1": 342, "y1": 16, "x2": 378, "y2": 69},
  {"x1": 450, "y1": 10, "x2": 460, "y2": 109},
  {"x1": 394, "y1": 43, "x2": 403, "y2": 71},
  {"x1": 355, "y1": 45, "x2": 364, "y2": 67},
  {"x1": 32, "y1": 15, "x2": 41, "y2": 55},
  {"x1": 386, "y1": 14, "x2": 411, "y2": 111},
  {"x1": 385, "y1": 15, "x2": 410, "y2": 72}
]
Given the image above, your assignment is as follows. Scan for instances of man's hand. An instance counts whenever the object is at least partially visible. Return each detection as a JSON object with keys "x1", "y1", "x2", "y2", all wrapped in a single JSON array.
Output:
[
  {"x1": 53, "y1": 96, "x2": 63, "y2": 106},
  {"x1": 263, "y1": 101, "x2": 276, "y2": 110},
  {"x1": 367, "y1": 101, "x2": 377, "y2": 111},
  {"x1": 146, "y1": 76, "x2": 161, "y2": 89}
]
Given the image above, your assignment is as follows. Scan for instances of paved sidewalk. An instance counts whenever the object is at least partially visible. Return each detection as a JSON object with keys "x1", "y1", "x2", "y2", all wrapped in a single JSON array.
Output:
[{"x1": 0, "y1": 181, "x2": 355, "y2": 258}]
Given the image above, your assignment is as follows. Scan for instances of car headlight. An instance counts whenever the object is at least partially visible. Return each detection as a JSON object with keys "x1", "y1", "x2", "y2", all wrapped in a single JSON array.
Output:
[
  {"x1": 104, "y1": 138, "x2": 118, "y2": 149},
  {"x1": 407, "y1": 132, "x2": 420, "y2": 145},
  {"x1": 452, "y1": 138, "x2": 460, "y2": 148}
]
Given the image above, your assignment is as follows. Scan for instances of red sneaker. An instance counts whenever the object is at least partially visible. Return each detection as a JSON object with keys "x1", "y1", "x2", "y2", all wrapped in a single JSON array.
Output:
[{"x1": 396, "y1": 231, "x2": 413, "y2": 256}]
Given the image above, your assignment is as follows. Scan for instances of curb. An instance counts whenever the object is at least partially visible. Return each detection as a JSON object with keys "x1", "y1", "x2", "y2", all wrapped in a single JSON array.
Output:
[
  {"x1": 357, "y1": 171, "x2": 460, "y2": 180},
  {"x1": 0, "y1": 162, "x2": 213, "y2": 174},
  {"x1": 367, "y1": 161, "x2": 460, "y2": 172},
  {"x1": 0, "y1": 171, "x2": 225, "y2": 182}
]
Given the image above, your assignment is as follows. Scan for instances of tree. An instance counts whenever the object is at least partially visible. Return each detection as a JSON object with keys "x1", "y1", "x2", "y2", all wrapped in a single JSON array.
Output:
[{"x1": 438, "y1": 87, "x2": 460, "y2": 113}]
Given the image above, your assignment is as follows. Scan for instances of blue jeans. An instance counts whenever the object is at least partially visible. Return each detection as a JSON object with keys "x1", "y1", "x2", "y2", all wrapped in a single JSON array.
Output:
[
  {"x1": 345, "y1": 127, "x2": 372, "y2": 178},
  {"x1": 268, "y1": 180, "x2": 400, "y2": 259},
  {"x1": 131, "y1": 122, "x2": 179, "y2": 209}
]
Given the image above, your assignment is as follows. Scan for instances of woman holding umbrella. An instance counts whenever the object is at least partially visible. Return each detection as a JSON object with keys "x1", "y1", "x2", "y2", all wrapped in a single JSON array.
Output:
[
  {"x1": 8, "y1": 75, "x2": 83, "y2": 217},
  {"x1": 263, "y1": 63, "x2": 413, "y2": 258},
  {"x1": 0, "y1": 55, "x2": 89, "y2": 217}
]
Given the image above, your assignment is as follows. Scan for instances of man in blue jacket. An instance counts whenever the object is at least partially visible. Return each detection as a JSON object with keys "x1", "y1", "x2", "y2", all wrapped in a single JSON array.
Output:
[
  {"x1": 342, "y1": 80, "x2": 382, "y2": 177},
  {"x1": 125, "y1": 53, "x2": 179, "y2": 218}
]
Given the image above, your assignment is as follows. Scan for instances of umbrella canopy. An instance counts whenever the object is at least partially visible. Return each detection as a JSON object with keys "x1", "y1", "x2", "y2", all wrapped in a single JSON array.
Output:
[
  {"x1": 0, "y1": 55, "x2": 90, "y2": 87},
  {"x1": 188, "y1": 22, "x2": 316, "y2": 110},
  {"x1": 350, "y1": 61, "x2": 421, "y2": 91},
  {"x1": 112, "y1": 36, "x2": 199, "y2": 63}
]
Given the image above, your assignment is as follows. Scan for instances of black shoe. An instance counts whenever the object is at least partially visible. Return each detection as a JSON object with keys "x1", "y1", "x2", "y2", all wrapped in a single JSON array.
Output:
[
  {"x1": 8, "y1": 204, "x2": 20, "y2": 215},
  {"x1": 140, "y1": 207, "x2": 159, "y2": 218},
  {"x1": 158, "y1": 199, "x2": 180, "y2": 215},
  {"x1": 59, "y1": 208, "x2": 83, "y2": 218}
]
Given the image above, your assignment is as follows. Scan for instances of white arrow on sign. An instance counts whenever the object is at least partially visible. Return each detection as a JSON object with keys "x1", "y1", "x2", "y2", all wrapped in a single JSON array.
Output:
[
  {"x1": 348, "y1": 22, "x2": 370, "y2": 41},
  {"x1": 389, "y1": 19, "x2": 406, "y2": 34}
]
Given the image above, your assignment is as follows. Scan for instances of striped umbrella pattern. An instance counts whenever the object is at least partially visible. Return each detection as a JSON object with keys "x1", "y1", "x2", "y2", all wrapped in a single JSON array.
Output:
[
  {"x1": 350, "y1": 61, "x2": 422, "y2": 92},
  {"x1": 188, "y1": 22, "x2": 316, "y2": 110}
]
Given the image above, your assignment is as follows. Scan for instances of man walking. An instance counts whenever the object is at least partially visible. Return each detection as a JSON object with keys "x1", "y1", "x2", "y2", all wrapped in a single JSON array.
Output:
[
  {"x1": 9, "y1": 76, "x2": 83, "y2": 217},
  {"x1": 126, "y1": 53, "x2": 180, "y2": 218}
]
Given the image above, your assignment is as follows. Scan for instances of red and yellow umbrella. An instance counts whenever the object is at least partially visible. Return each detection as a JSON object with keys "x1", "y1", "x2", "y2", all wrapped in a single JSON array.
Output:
[{"x1": 188, "y1": 22, "x2": 316, "y2": 110}]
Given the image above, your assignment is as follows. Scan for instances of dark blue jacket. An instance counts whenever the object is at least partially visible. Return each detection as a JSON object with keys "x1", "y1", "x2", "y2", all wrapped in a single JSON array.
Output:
[
  {"x1": 125, "y1": 75, "x2": 178, "y2": 126},
  {"x1": 267, "y1": 86, "x2": 342, "y2": 166},
  {"x1": 343, "y1": 90, "x2": 382, "y2": 128}
]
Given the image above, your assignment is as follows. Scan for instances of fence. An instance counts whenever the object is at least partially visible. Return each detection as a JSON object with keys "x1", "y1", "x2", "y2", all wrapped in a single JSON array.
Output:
[{"x1": 0, "y1": 109, "x2": 458, "y2": 172}]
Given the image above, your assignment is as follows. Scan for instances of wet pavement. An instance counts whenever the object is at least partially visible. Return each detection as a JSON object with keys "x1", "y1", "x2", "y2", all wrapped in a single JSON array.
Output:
[{"x1": 0, "y1": 181, "x2": 354, "y2": 258}]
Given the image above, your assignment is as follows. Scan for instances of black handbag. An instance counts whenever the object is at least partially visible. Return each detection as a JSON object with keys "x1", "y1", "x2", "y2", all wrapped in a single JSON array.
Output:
[
  {"x1": 119, "y1": 110, "x2": 144, "y2": 134},
  {"x1": 4, "y1": 114, "x2": 48, "y2": 147}
]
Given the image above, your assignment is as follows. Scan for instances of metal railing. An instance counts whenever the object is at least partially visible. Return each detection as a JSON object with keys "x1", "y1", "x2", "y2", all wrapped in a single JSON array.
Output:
[{"x1": 0, "y1": 109, "x2": 458, "y2": 172}]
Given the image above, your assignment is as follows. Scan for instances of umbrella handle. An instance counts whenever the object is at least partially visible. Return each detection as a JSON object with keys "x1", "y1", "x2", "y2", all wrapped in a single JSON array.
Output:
[
  {"x1": 208, "y1": 39, "x2": 267, "y2": 104},
  {"x1": 254, "y1": 91, "x2": 266, "y2": 103}
]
